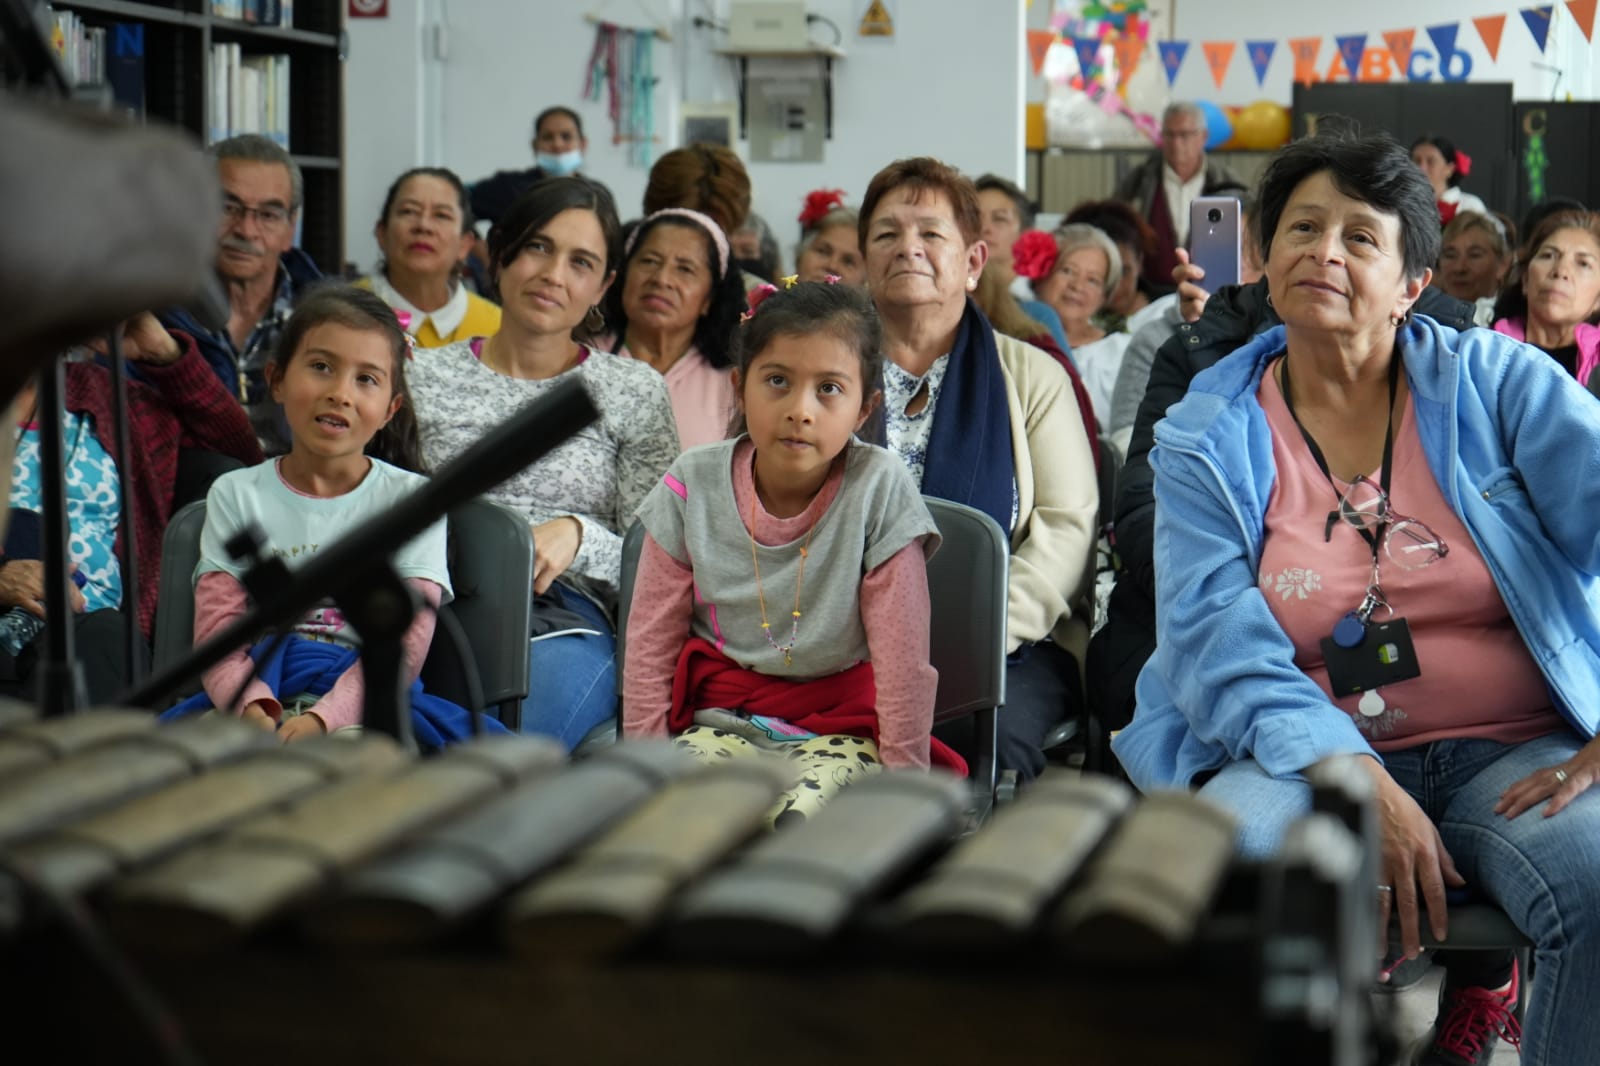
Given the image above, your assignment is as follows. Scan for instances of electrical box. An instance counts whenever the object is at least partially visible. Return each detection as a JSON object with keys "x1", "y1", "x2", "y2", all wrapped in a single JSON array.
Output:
[
  {"x1": 748, "y1": 71, "x2": 826, "y2": 162},
  {"x1": 726, "y1": 1, "x2": 810, "y2": 52}
]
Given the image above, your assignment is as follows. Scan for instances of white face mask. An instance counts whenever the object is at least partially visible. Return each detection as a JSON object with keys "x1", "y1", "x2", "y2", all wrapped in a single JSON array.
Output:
[{"x1": 537, "y1": 149, "x2": 583, "y2": 177}]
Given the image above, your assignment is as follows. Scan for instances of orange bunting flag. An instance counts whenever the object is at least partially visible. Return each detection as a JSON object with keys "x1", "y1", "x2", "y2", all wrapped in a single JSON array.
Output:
[
  {"x1": 1201, "y1": 40, "x2": 1235, "y2": 89},
  {"x1": 1568, "y1": 0, "x2": 1597, "y2": 41},
  {"x1": 1381, "y1": 28, "x2": 1416, "y2": 69},
  {"x1": 1114, "y1": 34, "x2": 1145, "y2": 80},
  {"x1": 1472, "y1": 13, "x2": 1508, "y2": 59},
  {"x1": 1026, "y1": 29, "x2": 1055, "y2": 76},
  {"x1": 1288, "y1": 36, "x2": 1321, "y2": 86}
]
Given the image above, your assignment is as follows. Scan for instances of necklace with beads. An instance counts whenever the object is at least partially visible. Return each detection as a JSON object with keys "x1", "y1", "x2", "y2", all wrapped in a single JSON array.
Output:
[{"x1": 748, "y1": 484, "x2": 818, "y2": 667}]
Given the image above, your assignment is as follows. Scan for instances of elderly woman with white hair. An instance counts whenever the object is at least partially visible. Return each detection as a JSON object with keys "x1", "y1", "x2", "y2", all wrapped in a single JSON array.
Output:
[
  {"x1": 1030, "y1": 223, "x2": 1128, "y2": 427},
  {"x1": 794, "y1": 193, "x2": 865, "y2": 285}
]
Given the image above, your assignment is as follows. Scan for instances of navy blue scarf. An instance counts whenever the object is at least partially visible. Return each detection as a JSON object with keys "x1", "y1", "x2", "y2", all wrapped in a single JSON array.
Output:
[{"x1": 920, "y1": 299, "x2": 1016, "y2": 535}]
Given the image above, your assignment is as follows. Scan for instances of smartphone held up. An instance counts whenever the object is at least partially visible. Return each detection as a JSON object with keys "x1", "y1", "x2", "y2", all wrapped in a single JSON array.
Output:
[{"x1": 1188, "y1": 196, "x2": 1242, "y2": 290}]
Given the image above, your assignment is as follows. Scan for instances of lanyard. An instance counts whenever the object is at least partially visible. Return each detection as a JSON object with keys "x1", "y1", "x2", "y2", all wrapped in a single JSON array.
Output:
[{"x1": 1279, "y1": 352, "x2": 1400, "y2": 556}]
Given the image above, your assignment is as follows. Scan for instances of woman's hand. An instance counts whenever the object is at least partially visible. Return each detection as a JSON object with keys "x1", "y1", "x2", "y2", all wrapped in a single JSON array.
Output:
[
  {"x1": 240, "y1": 700, "x2": 277, "y2": 731},
  {"x1": 531, "y1": 516, "x2": 584, "y2": 595},
  {"x1": 86, "y1": 312, "x2": 182, "y2": 365},
  {"x1": 1357, "y1": 755, "x2": 1466, "y2": 960},
  {"x1": 1171, "y1": 249, "x2": 1210, "y2": 324},
  {"x1": 278, "y1": 713, "x2": 327, "y2": 743},
  {"x1": 1494, "y1": 735, "x2": 1600, "y2": 819},
  {"x1": 0, "y1": 560, "x2": 86, "y2": 616}
]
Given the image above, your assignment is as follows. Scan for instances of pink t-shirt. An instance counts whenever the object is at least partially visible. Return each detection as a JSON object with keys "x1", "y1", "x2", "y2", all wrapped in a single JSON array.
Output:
[{"x1": 1256, "y1": 357, "x2": 1564, "y2": 751}]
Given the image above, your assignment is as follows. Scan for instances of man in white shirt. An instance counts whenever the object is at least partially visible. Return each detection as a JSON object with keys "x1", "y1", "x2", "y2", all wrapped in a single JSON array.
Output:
[{"x1": 1113, "y1": 102, "x2": 1240, "y2": 289}]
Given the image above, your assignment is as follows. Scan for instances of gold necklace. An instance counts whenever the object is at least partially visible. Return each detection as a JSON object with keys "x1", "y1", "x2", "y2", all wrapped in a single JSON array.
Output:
[{"x1": 749, "y1": 484, "x2": 817, "y2": 667}]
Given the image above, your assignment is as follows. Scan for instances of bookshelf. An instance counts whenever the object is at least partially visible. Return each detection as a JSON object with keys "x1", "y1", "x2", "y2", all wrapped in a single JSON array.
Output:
[{"x1": 42, "y1": 0, "x2": 346, "y2": 274}]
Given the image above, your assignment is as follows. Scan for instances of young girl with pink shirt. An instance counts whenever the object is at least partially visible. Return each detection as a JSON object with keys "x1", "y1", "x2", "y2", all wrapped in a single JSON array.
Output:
[
  {"x1": 623, "y1": 281, "x2": 961, "y2": 824},
  {"x1": 168, "y1": 286, "x2": 498, "y2": 746}
]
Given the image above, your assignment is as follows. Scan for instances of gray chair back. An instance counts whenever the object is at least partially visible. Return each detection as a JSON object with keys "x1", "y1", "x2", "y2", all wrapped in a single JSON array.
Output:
[{"x1": 150, "y1": 496, "x2": 533, "y2": 723}]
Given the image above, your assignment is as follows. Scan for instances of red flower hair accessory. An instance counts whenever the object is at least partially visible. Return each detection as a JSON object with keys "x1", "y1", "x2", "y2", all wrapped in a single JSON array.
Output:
[
  {"x1": 1011, "y1": 230, "x2": 1060, "y2": 281},
  {"x1": 1453, "y1": 149, "x2": 1472, "y2": 177},
  {"x1": 741, "y1": 282, "x2": 781, "y2": 323},
  {"x1": 799, "y1": 188, "x2": 847, "y2": 231}
]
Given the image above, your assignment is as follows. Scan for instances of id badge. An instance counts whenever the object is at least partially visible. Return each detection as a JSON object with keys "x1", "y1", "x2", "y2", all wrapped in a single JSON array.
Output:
[{"x1": 1319, "y1": 618, "x2": 1421, "y2": 696}]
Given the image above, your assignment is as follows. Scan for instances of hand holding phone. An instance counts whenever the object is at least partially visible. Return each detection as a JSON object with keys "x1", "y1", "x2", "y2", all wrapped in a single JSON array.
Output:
[{"x1": 1188, "y1": 196, "x2": 1242, "y2": 291}]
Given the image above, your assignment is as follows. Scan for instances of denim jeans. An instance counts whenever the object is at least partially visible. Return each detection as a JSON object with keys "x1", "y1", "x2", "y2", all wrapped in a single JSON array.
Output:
[
  {"x1": 521, "y1": 582, "x2": 616, "y2": 750},
  {"x1": 1199, "y1": 732, "x2": 1600, "y2": 1065}
]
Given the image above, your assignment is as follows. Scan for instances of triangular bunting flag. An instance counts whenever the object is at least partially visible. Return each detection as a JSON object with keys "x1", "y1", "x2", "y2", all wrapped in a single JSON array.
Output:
[
  {"x1": 1288, "y1": 36, "x2": 1321, "y2": 86},
  {"x1": 1201, "y1": 40, "x2": 1235, "y2": 89},
  {"x1": 1334, "y1": 33, "x2": 1367, "y2": 79},
  {"x1": 1425, "y1": 22, "x2": 1461, "y2": 63},
  {"x1": 1567, "y1": 0, "x2": 1597, "y2": 41},
  {"x1": 1382, "y1": 29, "x2": 1416, "y2": 70},
  {"x1": 1471, "y1": 14, "x2": 1507, "y2": 60},
  {"x1": 1520, "y1": 5, "x2": 1554, "y2": 51},
  {"x1": 1073, "y1": 35, "x2": 1102, "y2": 74},
  {"x1": 1113, "y1": 34, "x2": 1145, "y2": 80},
  {"x1": 1026, "y1": 29, "x2": 1055, "y2": 76},
  {"x1": 1157, "y1": 40, "x2": 1188, "y2": 86},
  {"x1": 1246, "y1": 39, "x2": 1276, "y2": 86}
]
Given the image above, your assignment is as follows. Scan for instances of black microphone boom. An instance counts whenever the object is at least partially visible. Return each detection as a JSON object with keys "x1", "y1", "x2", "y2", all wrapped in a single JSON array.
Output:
[{"x1": 126, "y1": 377, "x2": 600, "y2": 711}]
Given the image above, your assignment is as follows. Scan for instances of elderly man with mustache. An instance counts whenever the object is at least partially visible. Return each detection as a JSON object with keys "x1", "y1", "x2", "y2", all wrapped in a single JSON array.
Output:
[{"x1": 160, "y1": 135, "x2": 322, "y2": 455}]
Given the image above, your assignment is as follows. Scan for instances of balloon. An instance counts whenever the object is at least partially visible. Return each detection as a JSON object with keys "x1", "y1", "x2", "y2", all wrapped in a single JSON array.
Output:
[
  {"x1": 1233, "y1": 100, "x2": 1291, "y2": 150},
  {"x1": 1195, "y1": 100, "x2": 1232, "y2": 151},
  {"x1": 1219, "y1": 105, "x2": 1245, "y2": 150}
]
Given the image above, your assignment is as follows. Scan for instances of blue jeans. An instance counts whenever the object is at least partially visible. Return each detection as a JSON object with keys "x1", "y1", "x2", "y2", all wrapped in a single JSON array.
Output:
[
  {"x1": 1199, "y1": 732, "x2": 1600, "y2": 1066},
  {"x1": 521, "y1": 582, "x2": 616, "y2": 750}
]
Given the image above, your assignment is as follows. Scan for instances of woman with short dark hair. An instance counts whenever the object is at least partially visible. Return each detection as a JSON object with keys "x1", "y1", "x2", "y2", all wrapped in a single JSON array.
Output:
[{"x1": 1116, "y1": 129, "x2": 1600, "y2": 1064}]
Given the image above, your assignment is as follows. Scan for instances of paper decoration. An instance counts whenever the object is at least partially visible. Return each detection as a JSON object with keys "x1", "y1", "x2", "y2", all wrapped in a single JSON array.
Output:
[
  {"x1": 1567, "y1": 0, "x2": 1597, "y2": 41},
  {"x1": 1073, "y1": 35, "x2": 1102, "y2": 74},
  {"x1": 1334, "y1": 33, "x2": 1367, "y2": 78},
  {"x1": 1157, "y1": 39, "x2": 1188, "y2": 86},
  {"x1": 1381, "y1": 29, "x2": 1416, "y2": 69},
  {"x1": 1520, "y1": 5, "x2": 1554, "y2": 50},
  {"x1": 1201, "y1": 40, "x2": 1235, "y2": 89},
  {"x1": 1114, "y1": 34, "x2": 1146, "y2": 82},
  {"x1": 1425, "y1": 22, "x2": 1462, "y2": 61},
  {"x1": 1246, "y1": 40, "x2": 1276, "y2": 85},
  {"x1": 1026, "y1": 29, "x2": 1055, "y2": 75},
  {"x1": 1471, "y1": 14, "x2": 1507, "y2": 59},
  {"x1": 1288, "y1": 36, "x2": 1321, "y2": 86}
]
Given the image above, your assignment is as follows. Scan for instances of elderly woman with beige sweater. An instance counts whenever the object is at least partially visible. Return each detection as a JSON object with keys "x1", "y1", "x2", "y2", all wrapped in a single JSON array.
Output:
[{"x1": 859, "y1": 157, "x2": 1100, "y2": 781}]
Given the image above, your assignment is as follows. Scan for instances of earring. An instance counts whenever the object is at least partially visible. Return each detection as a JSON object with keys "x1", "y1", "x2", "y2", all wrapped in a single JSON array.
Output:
[
  {"x1": 966, "y1": 277, "x2": 978, "y2": 291},
  {"x1": 1389, "y1": 311, "x2": 1406, "y2": 328},
  {"x1": 584, "y1": 304, "x2": 605, "y2": 332},
  {"x1": 1265, "y1": 292, "x2": 1273, "y2": 308}
]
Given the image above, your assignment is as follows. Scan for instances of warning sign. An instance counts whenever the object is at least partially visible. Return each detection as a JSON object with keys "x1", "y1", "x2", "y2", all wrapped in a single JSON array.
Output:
[{"x1": 858, "y1": 0, "x2": 896, "y2": 38}]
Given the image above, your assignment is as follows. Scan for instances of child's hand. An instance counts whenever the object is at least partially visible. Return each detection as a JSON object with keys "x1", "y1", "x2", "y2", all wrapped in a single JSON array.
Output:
[
  {"x1": 240, "y1": 700, "x2": 277, "y2": 731},
  {"x1": 278, "y1": 713, "x2": 327, "y2": 743},
  {"x1": 531, "y1": 516, "x2": 584, "y2": 595}
]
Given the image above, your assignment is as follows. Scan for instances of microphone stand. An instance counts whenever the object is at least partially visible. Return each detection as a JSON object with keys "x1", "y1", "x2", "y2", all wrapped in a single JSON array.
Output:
[{"x1": 124, "y1": 377, "x2": 599, "y2": 745}]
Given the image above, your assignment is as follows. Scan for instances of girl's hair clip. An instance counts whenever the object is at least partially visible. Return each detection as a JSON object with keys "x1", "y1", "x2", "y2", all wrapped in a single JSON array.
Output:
[
  {"x1": 391, "y1": 308, "x2": 419, "y2": 359},
  {"x1": 823, "y1": 273, "x2": 842, "y2": 284},
  {"x1": 742, "y1": 282, "x2": 781, "y2": 323},
  {"x1": 780, "y1": 274, "x2": 799, "y2": 289}
]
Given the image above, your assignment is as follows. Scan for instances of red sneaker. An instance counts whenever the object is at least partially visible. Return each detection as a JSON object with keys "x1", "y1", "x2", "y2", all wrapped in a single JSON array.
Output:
[{"x1": 1414, "y1": 960, "x2": 1523, "y2": 1065}]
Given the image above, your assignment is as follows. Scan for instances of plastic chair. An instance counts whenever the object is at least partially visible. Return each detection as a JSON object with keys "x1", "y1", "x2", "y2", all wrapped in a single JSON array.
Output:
[
  {"x1": 922, "y1": 497, "x2": 1010, "y2": 813},
  {"x1": 150, "y1": 496, "x2": 533, "y2": 724}
]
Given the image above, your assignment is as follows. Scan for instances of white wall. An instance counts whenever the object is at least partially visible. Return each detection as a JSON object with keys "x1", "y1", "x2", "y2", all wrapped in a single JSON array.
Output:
[
  {"x1": 345, "y1": 0, "x2": 1026, "y2": 267},
  {"x1": 1166, "y1": 0, "x2": 1595, "y2": 106}
]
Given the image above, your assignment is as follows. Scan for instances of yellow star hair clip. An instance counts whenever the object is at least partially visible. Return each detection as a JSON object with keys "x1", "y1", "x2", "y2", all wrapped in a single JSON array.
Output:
[{"x1": 781, "y1": 274, "x2": 799, "y2": 289}]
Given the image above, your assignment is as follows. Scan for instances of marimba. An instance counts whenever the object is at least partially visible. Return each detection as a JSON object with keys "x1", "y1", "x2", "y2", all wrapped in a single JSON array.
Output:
[{"x1": 0, "y1": 707, "x2": 1396, "y2": 1065}]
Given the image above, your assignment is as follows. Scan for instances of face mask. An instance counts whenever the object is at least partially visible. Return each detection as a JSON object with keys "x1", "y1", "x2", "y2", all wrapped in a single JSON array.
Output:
[
  {"x1": 536, "y1": 150, "x2": 583, "y2": 177},
  {"x1": 733, "y1": 257, "x2": 770, "y2": 281}
]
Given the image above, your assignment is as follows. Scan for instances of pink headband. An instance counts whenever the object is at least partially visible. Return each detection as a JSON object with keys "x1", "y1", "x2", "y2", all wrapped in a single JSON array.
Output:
[{"x1": 624, "y1": 207, "x2": 731, "y2": 278}]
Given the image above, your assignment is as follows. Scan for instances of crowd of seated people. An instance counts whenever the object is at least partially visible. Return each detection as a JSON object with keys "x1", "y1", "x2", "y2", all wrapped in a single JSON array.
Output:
[{"x1": 16, "y1": 96, "x2": 1600, "y2": 1065}]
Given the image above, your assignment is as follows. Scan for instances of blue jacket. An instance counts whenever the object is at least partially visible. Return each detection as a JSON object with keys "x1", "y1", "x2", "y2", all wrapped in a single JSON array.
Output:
[{"x1": 1113, "y1": 314, "x2": 1600, "y2": 790}]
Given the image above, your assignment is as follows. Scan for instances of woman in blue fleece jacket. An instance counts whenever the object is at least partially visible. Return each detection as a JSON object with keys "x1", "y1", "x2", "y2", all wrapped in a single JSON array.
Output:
[{"x1": 1113, "y1": 131, "x2": 1600, "y2": 1066}]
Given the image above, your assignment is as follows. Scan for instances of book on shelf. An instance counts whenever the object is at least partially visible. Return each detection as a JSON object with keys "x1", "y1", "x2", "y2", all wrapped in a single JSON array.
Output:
[
  {"x1": 211, "y1": 0, "x2": 292, "y2": 28},
  {"x1": 46, "y1": 8, "x2": 107, "y2": 88},
  {"x1": 208, "y1": 44, "x2": 290, "y2": 148},
  {"x1": 106, "y1": 22, "x2": 146, "y2": 117}
]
